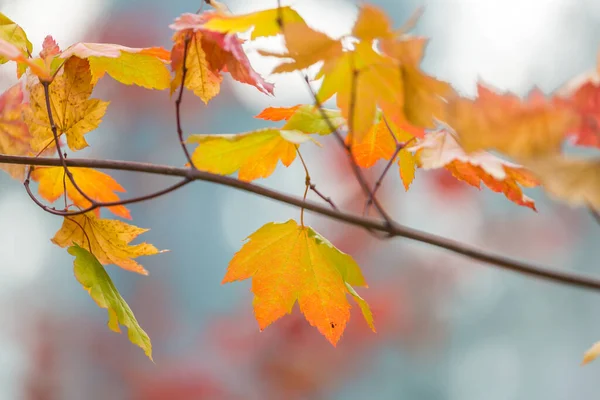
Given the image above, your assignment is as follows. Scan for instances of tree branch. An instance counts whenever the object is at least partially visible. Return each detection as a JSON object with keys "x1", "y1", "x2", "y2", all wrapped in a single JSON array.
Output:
[{"x1": 3, "y1": 153, "x2": 600, "y2": 292}]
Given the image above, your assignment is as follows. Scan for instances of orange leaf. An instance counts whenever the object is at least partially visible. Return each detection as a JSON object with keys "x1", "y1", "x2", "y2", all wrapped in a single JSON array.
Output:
[
  {"x1": 223, "y1": 220, "x2": 373, "y2": 346},
  {"x1": 351, "y1": 4, "x2": 394, "y2": 41},
  {"x1": 447, "y1": 84, "x2": 579, "y2": 160},
  {"x1": 31, "y1": 167, "x2": 131, "y2": 219},
  {"x1": 557, "y1": 81, "x2": 600, "y2": 149},
  {"x1": 409, "y1": 129, "x2": 539, "y2": 210},
  {"x1": 582, "y1": 341, "x2": 600, "y2": 365},
  {"x1": 255, "y1": 105, "x2": 301, "y2": 122},
  {"x1": 52, "y1": 213, "x2": 164, "y2": 275},
  {"x1": 0, "y1": 83, "x2": 34, "y2": 179}
]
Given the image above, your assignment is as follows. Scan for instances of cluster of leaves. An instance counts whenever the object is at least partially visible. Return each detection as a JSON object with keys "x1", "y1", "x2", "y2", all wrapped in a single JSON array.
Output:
[{"x1": 0, "y1": 1, "x2": 598, "y2": 362}]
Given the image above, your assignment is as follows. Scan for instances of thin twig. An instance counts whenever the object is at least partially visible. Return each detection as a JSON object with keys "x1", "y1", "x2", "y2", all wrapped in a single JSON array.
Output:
[
  {"x1": 297, "y1": 147, "x2": 338, "y2": 208},
  {"x1": 5, "y1": 153, "x2": 600, "y2": 292},
  {"x1": 363, "y1": 143, "x2": 404, "y2": 216},
  {"x1": 175, "y1": 34, "x2": 196, "y2": 168}
]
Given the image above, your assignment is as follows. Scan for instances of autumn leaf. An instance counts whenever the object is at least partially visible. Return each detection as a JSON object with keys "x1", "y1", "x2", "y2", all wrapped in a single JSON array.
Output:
[
  {"x1": 381, "y1": 36, "x2": 456, "y2": 130},
  {"x1": 68, "y1": 245, "x2": 152, "y2": 360},
  {"x1": 23, "y1": 56, "x2": 109, "y2": 151},
  {"x1": 317, "y1": 41, "x2": 404, "y2": 142},
  {"x1": 52, "y1": 213, "x2": 163, "y2": 275},
  {"x1": 188, "y1": 128, "x2": 314, "y2": 181},
  {"x1": 255, "y1": 105, "x2": 301, "y2": 121},
  {"x1": 60, "y1": 43, "x2": 171, "y2": 90},
  {"x1": 447, "y1": 84, "x2": 579, "y2": 160},
  {"x1": 0, "y1": 83, "x2": 34, "y2": 179},
  {"x1": 0, "y1": 37, "x2": 52, "y2": 80},
  {"x1": 525, "y1": 155, "x2": 600, "y2": 212},
  {"x1": 259, "y1": 22, "x2": 343, "y2": 74},
  {"x1": 223, "y1": 219, "x2": 374, "y2": 346},
  {"x1": 351, "y1": 118, "x2": 417, "y2": 190},
  {"x1": 556, "y1": 81, "x2": 600, "y2": 149},
  {"x1": 31, "y1": 167, "x2": 131, "y2": 219},
  {"x1": 351, "y1": 4, "x2": 395, "y2": 42},
  {"x1": 408, "y1": 128, "x2": 539, "y2": 209},
  {"x1": 170, "y1": 15, "x2": 275, "y2": 103},
  {"x1": 0, "y1": 13, "x2": 32, "y2": 64},
  {"x1": 193, "y1": 6, "x2": 305, "y2": 39}
]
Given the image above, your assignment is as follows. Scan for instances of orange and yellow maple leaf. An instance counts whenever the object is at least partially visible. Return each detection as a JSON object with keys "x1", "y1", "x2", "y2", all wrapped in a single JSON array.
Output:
[
  {"x1": 52, "y1": 213, "x2": 163, "y2": 275},
  {"x1": 31, "y1": 167, "x2": 131, "y2": 219},
  {"x1": 23, "y1": 56, "x2": 109, "y2": 151},
  {"x1": 223, "y1": 219, "x2": 374, "y2": 346},
  {"x1": 188, "y1": 128, "x2": 314, "y2": 181}
]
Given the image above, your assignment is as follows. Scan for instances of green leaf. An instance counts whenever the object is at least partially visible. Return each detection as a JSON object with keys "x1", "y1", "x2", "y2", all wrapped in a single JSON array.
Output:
[
  {"x1": 0, "y1": 13, "x2": 32, "y2": 64},
  {"x1": 282, "y1": 105, "x2": 345, "y2": 135},
  {"x1": 68, "y1": 245, "x2": 153, "y2": 360}
]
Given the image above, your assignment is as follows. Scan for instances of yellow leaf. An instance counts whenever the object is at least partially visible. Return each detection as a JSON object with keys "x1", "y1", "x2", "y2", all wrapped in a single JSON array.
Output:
[
  {"x1": 317, "y1": 41, "x2": 404, "y2": 142},
  {"x1": 200, "y1": 6, "x2": 305, "y2": 39},
  {"x1": 0, "y1": 13, "x2": 32, "y2": 64},
  {"x1": 60, "y1": 43, "x2": 171, "y2": 89},
  {"x1": 398, "y1": 149, "x2": 416, "y2": 190},
  {"x1": 52, "y1": 213, "x2": 163, "y2": 275},
  {"x1": 22, "y1": 57, "x2": 109, "y2": 151},
  {"x1": 31, "y1": 167, "x2": 131, "y2": 219},
  {"x1": 68, "y1": 245, "x2": 152, "y2": 360},
  {"x1": 188, "y1": 128, "x2": 307, "y2": 181},
  {"x1": 223, "y1": 220, "x2": 373, "y2": 346}
]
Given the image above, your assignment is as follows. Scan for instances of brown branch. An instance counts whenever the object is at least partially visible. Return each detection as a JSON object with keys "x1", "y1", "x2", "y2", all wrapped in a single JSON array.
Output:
[
  {"x1": 364, "y1": 143, "x2": 404, "y2": 216},
  {"x1": 296, "y1": 147, "x2": 338, "y2": 211},
  {"x1": 4, "y1": 153, "x2": 600, "y2": 292}
]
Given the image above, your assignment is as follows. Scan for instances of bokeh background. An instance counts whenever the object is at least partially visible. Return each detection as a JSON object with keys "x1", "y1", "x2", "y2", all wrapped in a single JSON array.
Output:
[{"x1": 0, "y1": 0, "x2": 599, "y2": 399}]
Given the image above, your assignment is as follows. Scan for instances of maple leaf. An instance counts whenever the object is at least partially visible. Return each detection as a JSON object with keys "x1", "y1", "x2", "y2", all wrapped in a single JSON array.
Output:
[
  {"x1": 188, "y1": 128, "x2": 314, "y2": 181},
  {"x1": 380, "y1": 35, "x2": 456, "y2": 131},
  {"x1": 68, "y1": 245, "x2": 152, "y2": 360},
  {"x1": 525, "y1": 155, "x2": 600, "y2": 212},
  {"x1": 22, "y1": 56, "x2": 109, "y2": 151},
  {"x1": 255, "y1": 105, "x2": 301, "y2": 121},
  {"x1": 0, "y1": 13, "x2": 32, "y2": 64},
  {"x1": 0, "y1": 83, "x2": 34, "y2": 179},
  {"x1": 60, "y1": 43, "x2": 171, "y2": 90},
  {"x1": 351, "y1": 4, "x2": 395, "y2": 42},
  {"x1": 223, "y1": 220, "x2": 374, "y2": 346},
  {"x1": 185, "y1": 6, "x2": 305, "y2": 40},
  {"x1": 52, "y1": 213, "x2": 163, "y2": 275},
  {"x1": 408, "y1": 129, "x2": 539, "y2": 210},
  {"x1": 258, "y1": 22, "x2": 343, "y2": 73},
  {"x1": 31, "y1": 167, "x2": 131, "y2": 219},
  {"x1": 255, "y1": 104, "x2": 344, "y2": 135},
  {"x1": 446, "y1": 84, "x2": 579, "y2": 160},
  {"x1": 170, "y1": 15, "x2": 275, "y2": 103},
  {"x1": 351, "y1": 118, "x2": 417, "y2": 190}
]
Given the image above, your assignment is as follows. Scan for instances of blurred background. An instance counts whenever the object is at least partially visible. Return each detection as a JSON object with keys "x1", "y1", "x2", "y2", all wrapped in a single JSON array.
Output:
[{"x1": 0, "y1": 0, "x2": 599, "y2": 399}]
